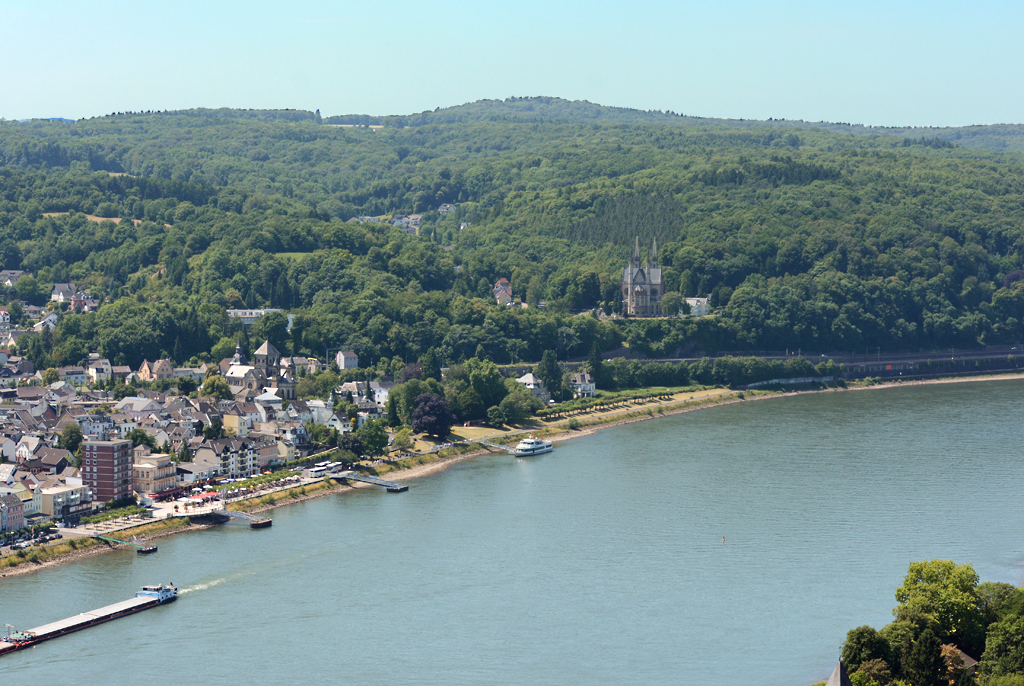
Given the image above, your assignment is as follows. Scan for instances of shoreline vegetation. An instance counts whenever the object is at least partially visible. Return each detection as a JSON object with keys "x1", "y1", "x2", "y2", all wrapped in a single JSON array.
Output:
[{"x1": 3, "y1": 370, "x2": 1023, "y2": 580}]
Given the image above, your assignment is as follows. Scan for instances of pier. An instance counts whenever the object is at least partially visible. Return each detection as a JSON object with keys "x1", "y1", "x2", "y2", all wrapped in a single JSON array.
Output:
[
  {"x1": 94, "y1": 534, "x2": 157, "y2": 554},
  {"x1": 338, "y1": 472, "x2": 408, "y2": 492},
  {"x1": 473, "y1": 438, "x2": 514, "y2": 454},
  {"x1": 218, "y1": 510, "x2": 272, "y2": 528}
]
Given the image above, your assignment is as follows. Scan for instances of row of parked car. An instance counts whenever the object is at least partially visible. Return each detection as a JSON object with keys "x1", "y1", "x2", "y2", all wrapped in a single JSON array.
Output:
[{"x1": 6, "y1": 531, "x2": 62, "y2": 550}]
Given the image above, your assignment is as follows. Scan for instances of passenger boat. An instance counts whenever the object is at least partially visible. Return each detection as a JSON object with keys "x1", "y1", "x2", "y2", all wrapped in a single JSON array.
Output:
[{"x1": 513, "y1": 436, "x2": 553, "y2": 457}]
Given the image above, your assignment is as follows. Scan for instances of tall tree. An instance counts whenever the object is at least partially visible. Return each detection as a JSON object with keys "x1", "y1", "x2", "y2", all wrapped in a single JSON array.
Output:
[
  {"x1": 358, "y1": 418, "x2": 388, "y2": 457},
  {"x1": 60, "y1": 423, "x2": 83, "y2": 454},
  {"x1": 419, "y1": 348, "x2": 441, "y2": 381},
  {"x1": 411, "y1": 392, "x2": 454, "y2": 438},
  {"x1": 905, "y1": 629, "x2": 944, "y2": 686},
  {"x1": 536, "y1": 350, "x2": 562, "y2": 399},
  {"x1": 587, "y1": 343, "x2": 604, "y2": 390}
]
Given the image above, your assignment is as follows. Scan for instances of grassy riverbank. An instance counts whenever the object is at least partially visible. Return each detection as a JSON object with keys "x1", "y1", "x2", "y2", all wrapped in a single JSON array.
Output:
[{"x1": 0, "y1": 517, "x2": 197, "y2": 574}]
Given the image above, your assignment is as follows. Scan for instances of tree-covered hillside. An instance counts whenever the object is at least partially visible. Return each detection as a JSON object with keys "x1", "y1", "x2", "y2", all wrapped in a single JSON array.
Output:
[{"x1": 1, "y1": 100, "x2": 1023, "y2": 371}]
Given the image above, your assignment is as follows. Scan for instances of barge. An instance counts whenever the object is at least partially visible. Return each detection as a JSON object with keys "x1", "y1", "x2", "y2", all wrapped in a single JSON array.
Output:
[{"x1": 0, "y1": 584, "x2": 176, "y2": 657}]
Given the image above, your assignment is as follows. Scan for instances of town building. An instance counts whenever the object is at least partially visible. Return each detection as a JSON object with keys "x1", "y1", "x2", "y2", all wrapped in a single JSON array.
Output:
[
  {"x1": 621, "y1": 237, "x2": 663, "y2": 317},
  {"x1": 51, "y1": 282, "x2": 76, "y2": 302},
  {"x1": 226, "y1": 308, "x2": 283, "y2": 329},
  {"x1": 0, "y1": 270, "x2": 29, "y2": 287},
  {"x1": 335, "y1": 350, "x2": 359, "y2": 370},
  {"x1": 685, "y1": 297, "x2": 710, "y2": 317},
  {"x1": 137, "y1": 359, "x2": 174, "y2": 382},
  {"x1": 0, "y1": 492, "x2": 24, "y2": 532},
  {"x1": 570, "y1": 371, "x2": 596, "y2": 398},
  {"x1": 82, "y1": 439, "x2": 134, "y2": 503},
  {"x1": 516, "y1": 372, "x2": 551, "y2": 403},
  {"x1": 494, "y1": 278, "x2": 513, "y2": 306},
  {"x1": 133, "y1": 447, "x2": 178, "y2": 497},
  {"x1": 35, "y1": 483, "x2": 92, "y2": 524}
]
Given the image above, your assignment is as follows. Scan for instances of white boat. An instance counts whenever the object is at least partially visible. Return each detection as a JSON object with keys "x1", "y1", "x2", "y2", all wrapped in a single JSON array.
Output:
[{"x1": 513, "y1": 436, "x2": 553, "y2": 457}]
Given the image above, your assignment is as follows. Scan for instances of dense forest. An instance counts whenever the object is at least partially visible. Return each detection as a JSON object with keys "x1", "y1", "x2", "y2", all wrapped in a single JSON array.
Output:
[{"x1": 1, "y1": 98, "x2": 1024, "y2": 373}]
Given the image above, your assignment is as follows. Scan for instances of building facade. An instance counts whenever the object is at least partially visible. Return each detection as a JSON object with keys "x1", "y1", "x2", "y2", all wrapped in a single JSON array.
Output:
[
  {"x1": 82, "y1": 439, "x2": 134, "y2": 503},
  {"x1": 0, "y1": 492, "x2": 24, "y2": 531},
  {"x1": 133, "y1": 451, "x2": 178, "y2": 496},
  {"x1": 621, "y1": 237, "x2": 663, "y2": 317}
]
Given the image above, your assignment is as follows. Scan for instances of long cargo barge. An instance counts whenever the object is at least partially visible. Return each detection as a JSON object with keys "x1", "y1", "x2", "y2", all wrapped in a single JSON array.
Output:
[{"x1": 0, "y1": 584, "x2": 176, "y2": 657}]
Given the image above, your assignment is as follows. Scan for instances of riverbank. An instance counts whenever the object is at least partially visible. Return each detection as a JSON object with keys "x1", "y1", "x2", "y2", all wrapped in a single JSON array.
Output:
[
  {"x1": 0, "y1": 518, "x2": 216, "y2": 579},
  {"x1": 5, "y1": 370, "x2": 1022, "y2": 580}
]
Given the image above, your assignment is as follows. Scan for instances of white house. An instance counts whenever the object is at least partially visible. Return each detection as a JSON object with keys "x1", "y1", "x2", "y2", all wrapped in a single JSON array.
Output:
[
  {"x1": 570, "y1": 371, "x2": 596, "y2": 398},
  {"x1": 335, "y1": 350, "x2": 359, "y2": 370},
  {"x1": 685, "y1": 297, "x2": 710, "y2": 317},
  {"x1": 516, "y1": 373, "x2": 551, "y2": 403}
]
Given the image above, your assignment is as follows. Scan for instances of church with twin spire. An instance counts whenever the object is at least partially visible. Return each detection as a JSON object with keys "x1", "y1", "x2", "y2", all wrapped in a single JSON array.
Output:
[{"x1": 621, "y1": 237, "x2": 663, "y2": 316}]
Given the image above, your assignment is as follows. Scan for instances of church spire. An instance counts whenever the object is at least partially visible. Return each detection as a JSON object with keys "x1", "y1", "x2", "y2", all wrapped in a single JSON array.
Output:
[
  {"x1": 651, "y1": 237, "x2": 659, "y2": 269},
  {"x1": 633, "y1": 236, "x2": 641, "y2": 268}
]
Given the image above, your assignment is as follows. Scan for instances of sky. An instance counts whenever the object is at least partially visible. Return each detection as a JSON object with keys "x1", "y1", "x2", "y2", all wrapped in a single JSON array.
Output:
[{"x1": 2, "y1": 0, "x2": 1022, "y2": 127}]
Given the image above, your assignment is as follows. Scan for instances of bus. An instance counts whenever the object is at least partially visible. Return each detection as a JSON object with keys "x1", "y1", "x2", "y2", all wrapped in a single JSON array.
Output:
[{"x1": 307, "y1": 466, "x2": 327, "y2": 479}]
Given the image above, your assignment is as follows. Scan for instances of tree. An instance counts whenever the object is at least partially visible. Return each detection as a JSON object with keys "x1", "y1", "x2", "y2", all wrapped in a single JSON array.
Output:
[
  {"x1": 843, "y1": 626, "x2": 892, "y2": 673},
  {"x1": 856, "y1": 658, "x2": 892, "y2": 685},
  {"x1": 200, "y1": 375, "x2": 233, "y2": 400},
  {"x1": 386, "y1": 397, "x2": 400, "y2": 427},
  {"x1": 252, "y1": 312, "x2": 289, "y2": 354},
  {"x1": 112, "y1": 380, "x2": 135, "y2": 400},
  {"x1": 486, "y1": 405, "x2": 505, "y2": 427},
  {"x1": 15, "y1": 275, "x2": 44, "y2": 306},
  {"x1": 979, "y1": 613, "x2": 1024, "y2": 678},
  {"x1": 497, "y1": 391, "x2": 532, "y2": 425},
  {"x1": 661, "y1": 291, "x2": 682, "y2": 316},
  {"x1": 177, "y1": 444, "x2": 192, "y2": 463},
  {"x1": 456, "y1": 387, "x2": 485, "y2": 421},
  {"x1": 536, "y1": 350, "x2": 562, "y2": 399},
  {"x1": 60, "y1": 423, "x2": 83, "y2": 454},
  {"x1": 126, "y1": 428, "x2": 157, "y2": 451},
  {"x1": 358, "y1": 418, "x2": 388, "y2": 457},
  {"x1": 338, "y1": 432, "x2": 363, "y2": 456},
  {"x1": 419, "y1": 348, "x2": 441, "y2": 381},
  {"x1": 392, "y1": 427, "x2": 413, "y2": 452},
  {"x1": 202, "y1": 419, "x2": 224, "y2": 440},
  {"x1": 587, "y1": 343, "x2": 604, "y2": 389},
  {"x1": 904, "y1": 629, "x2": 944, "y2": 686},
  {"x1": 894, "y1": 560, "x2": 983, "y2": 649},
  {"x1": 411, "y1": 392, "x2": 454, "y2": 438},
  {"x1": 42, "y1": 367, "x2": 59, "y2": 385},
  {"x1": 176, "y1": 376, "x2": 197, "y2": 395}
]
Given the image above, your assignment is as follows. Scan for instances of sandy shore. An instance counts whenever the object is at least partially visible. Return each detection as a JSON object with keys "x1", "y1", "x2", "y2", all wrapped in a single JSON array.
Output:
[{"x1": 5, "y1": 370, "x2": 1021, "y2": 580}]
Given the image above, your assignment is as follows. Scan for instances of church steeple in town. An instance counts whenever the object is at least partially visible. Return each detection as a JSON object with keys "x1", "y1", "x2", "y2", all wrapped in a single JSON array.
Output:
[{"x1": 651, "y1": 237, "x2": 659, "y2": 269}]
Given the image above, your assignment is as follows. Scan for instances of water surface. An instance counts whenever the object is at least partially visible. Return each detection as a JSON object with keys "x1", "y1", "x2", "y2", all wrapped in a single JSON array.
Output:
[{"x1": 2, "y1": 380, "x2": 1022, "y2": 685}]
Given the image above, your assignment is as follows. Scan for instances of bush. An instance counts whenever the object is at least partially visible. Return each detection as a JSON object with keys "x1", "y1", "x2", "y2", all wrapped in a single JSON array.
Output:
[{"x1": 567, "y1": 418, "x2": 581, "y2": 430}]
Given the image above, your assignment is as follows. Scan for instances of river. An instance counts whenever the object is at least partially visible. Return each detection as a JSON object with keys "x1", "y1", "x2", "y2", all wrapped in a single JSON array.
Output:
[{"x1": 3, "y1": 380, "x2": 1023, "y2": 685}]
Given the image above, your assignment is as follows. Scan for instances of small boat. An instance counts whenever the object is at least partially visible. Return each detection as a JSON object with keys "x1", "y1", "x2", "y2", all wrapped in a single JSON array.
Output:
[
  {"x1": 513, "y1": 436, "x2": 553, "y2": 457},
  {"x1": 136, "y1": 545, "x2": 157, "y2": 554}
]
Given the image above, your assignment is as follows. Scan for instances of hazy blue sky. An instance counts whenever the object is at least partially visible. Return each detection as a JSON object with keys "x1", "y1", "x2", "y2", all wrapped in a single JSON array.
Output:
[{"x1": 2, "y1": 0, "x2": 1021, "y2": 127}]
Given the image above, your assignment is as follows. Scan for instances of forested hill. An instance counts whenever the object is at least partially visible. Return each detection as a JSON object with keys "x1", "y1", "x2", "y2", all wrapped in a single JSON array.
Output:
[
  {"x1": 0, "y1": 102, "x2": 1023, "y2": 374},
  {"x1": 322, "y1": 96, "x2": 1024, "y2": 153}
]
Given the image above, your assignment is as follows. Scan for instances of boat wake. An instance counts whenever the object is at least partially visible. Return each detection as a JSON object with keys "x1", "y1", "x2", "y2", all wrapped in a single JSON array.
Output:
[
  {"x1": 179, "y1": 569, "x2": 257, "y2": 594},
  {"x1": 179, "y1": 578, "x2": 227, "y2": 594}
]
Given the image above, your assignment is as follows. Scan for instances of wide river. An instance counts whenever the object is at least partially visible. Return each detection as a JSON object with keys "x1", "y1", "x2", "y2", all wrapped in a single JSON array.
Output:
[{"x1": 3, "y1": 380, "x2": 1023, "y2": 685}]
